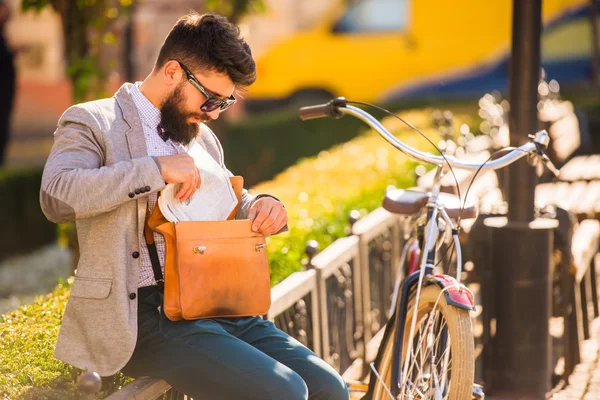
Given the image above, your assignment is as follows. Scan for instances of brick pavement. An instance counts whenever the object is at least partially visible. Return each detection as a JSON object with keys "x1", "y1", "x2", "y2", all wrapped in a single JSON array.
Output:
[{"x1": 548, "y1": 319, "x2": 600, "y2": 400}]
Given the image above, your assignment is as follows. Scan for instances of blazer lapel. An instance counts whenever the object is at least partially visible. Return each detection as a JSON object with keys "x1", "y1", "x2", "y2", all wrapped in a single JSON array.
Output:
[{"x1": 115, "y1": 83, "x2": 148, "y2": 160}]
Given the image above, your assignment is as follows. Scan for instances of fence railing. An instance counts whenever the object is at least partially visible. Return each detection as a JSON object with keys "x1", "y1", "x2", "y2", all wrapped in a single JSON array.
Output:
[
  {"x1": 106, "y1": 207, "x2": 406, "y2": 399},
  {"x1": 267, "y1": 268, "x2": 321, "y2": 356},
  {"x1": 311, "y1": 235, "x2": 362, "y2": 373},
  {"x1": 352, "y1": 208, "x2": 405, "y2": 348}
]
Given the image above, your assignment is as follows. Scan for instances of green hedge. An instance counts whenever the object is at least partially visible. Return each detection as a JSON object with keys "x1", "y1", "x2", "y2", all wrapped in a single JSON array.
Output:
[
  {"x1": 0, "y1": 279, "x2": 130, "y2": 399},
  {"x1": 259, "y1": 109, "x2": 438, "y2": 284},
  {"x1": 0, "y1": 168, "x2": 57, "y2": 263},
  {"x1": 223, "y1": 108, "x2": 367, "y2": 187},
  {"x1": 0, "y1": 107, "x2": 477, "y2": 398}
]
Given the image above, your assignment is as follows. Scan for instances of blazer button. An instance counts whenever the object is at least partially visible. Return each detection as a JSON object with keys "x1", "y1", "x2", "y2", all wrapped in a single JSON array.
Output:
[
  {"x1": 129, "y1": 292, "x2": 136, "y2": 300},
  {"x1": 128, "y1": 192, "x2": 135, "y2": 198},
  {"x1": 135, "y1": 188, "x2": 141, "y2": 195},
  {"x1": 145, "y1": 186, "x2": 151, "y2": 193},
  {"x1": 132, "y1": 251, "x2": 140, "y2": 259}
]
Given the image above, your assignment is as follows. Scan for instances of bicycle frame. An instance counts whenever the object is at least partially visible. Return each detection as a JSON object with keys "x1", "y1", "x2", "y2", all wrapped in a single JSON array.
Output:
[{"x1": 385, "y1": 164, "x2": 475, "y2": 397}]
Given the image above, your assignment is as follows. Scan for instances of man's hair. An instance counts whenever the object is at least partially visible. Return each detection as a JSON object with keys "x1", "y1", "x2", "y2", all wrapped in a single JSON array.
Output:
[{"x1": 155, "y1": 13, "x2": 256, "y2": 89}]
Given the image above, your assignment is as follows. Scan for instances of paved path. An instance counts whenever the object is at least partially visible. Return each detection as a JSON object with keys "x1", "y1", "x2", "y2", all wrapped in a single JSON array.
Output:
[{"x1": 549, "y1": 319, "x2": 600, "y2": 400}]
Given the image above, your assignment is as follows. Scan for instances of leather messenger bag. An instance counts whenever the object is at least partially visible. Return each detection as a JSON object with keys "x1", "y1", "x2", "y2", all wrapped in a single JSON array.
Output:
[{"x1": 144, "y1": 176, "x2": 271, "y2": 321}]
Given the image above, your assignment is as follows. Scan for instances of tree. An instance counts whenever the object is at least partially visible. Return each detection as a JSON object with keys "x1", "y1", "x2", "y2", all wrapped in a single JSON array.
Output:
[
  {"x1": 21, "y1": 0, "x2": 265, "y2": 103},
  {"x1": 206, "y1": 0, "x2": 265, "y2": 24},
  {"x1": 22, "y1": 0, "x2": 132, "y2": 103}
]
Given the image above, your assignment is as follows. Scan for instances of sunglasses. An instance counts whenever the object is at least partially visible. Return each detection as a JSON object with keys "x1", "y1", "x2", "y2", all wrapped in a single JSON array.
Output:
[{"x1": 176, "y1": 61, "x2": 236, "y2": 113}]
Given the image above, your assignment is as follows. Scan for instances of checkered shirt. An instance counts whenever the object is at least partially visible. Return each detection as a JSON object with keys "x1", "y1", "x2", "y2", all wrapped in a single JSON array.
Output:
[{"x1": 130, "y1": 83, "x2": 186, "y2": 288}]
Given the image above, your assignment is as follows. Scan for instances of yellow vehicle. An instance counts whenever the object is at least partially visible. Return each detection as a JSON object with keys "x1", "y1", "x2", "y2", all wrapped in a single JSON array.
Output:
[{"x1": 247, "y1": 0, "x2": 590, "y2": 109}]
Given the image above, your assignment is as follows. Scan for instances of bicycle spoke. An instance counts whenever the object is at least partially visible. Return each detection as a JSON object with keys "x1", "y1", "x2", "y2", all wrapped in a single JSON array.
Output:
[
  {"x1": 402, "y1": 307, "x2": 453, "y2": 399},
  {"x1": 402, "y1": 316, "x2": 430, "y2": 395}
]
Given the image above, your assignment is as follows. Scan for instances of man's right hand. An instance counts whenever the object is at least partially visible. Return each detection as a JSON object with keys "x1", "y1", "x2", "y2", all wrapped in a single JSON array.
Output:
[{"x1": 155, "y1": 154, "x2": 201, "y2": 201}]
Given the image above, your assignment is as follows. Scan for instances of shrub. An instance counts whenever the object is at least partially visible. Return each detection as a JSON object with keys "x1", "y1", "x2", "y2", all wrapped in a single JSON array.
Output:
[
  {"x1": 0, "y1": 168, "x2": 57, "y2": 264},
  {"x1": 223, "y1": 108, "x2": 367, "y2": 187}
]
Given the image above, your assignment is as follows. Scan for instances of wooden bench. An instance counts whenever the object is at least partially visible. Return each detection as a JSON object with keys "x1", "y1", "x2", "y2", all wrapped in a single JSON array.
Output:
[
  {"x1": 562, "y1": 219, "x2": 600, "y2": 378},
  {"x1": 536, "y1": 181, "x2": 600, "y2": 222},
  {"x1": 103, "y1": 377, "x2": 174, "y2": 400},
  {"x1": 539, "y1": 100, "x2": 582, "y2": 169},
  {"x1": 571, "y1": 220, "x2": 600, "y2": 340},
  {"x1": 558, "y1": 155, "x2": 600, "y2": 182}
]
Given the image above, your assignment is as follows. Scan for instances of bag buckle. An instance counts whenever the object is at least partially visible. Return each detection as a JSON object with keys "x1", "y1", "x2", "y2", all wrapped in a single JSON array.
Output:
[
  {"x1": 255, "y1": 244, "x2": 266, "y2": 251},
  {"x1": 156, "y1": 279, "x2": 164, "y2": 292},
  {"x1": 194, "y1": 246, "x2": 207, "y2": 254}
]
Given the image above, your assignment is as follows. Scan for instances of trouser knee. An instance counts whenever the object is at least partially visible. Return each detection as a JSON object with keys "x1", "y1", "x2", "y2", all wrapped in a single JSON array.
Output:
[
  {"x1": 268, "y1": 370, "x2": 308, "y2": 400},
  {"x1": 307, "y1": 366, "x2": 349, "y2": 400}
]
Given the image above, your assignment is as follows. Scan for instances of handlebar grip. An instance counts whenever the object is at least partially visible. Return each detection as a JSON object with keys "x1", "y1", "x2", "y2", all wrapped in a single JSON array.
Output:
[
  {"x1": 298, "y1": 97, "x2": 347, "y2": 120},
  {"x1": 299, "y1": 104, "x2": 331, "y2": 120}
]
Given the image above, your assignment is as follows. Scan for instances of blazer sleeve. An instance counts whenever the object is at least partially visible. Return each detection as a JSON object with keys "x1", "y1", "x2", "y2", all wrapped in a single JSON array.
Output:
[{"x1": 40, "y1": 105, "x2": 166, "y2": 224}]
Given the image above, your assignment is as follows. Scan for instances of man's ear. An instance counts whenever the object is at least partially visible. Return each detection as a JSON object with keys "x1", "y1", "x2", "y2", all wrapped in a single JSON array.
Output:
[{"x1": 162, "y1": 60, "x2": 182, "y2": 86}]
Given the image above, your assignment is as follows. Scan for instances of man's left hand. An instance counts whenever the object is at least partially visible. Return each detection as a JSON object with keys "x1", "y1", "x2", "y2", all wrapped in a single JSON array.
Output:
[{"x1": 247, "y1": 197, "x2": 287, "y2": 235}]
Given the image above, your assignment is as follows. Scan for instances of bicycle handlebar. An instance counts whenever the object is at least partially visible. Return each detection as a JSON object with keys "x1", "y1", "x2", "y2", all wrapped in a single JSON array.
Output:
[
  {"x1": 299, "y1": 98, "x2": 559, "y2": 176},
  {"x1": 298, "y1": 97, "x2": 346, "y2": 120}
]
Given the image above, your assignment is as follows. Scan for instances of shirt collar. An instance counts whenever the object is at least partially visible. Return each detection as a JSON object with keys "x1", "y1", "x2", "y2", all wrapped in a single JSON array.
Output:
[{"x1": 130, "y1": 82, "x2": 162, "y2": 131}]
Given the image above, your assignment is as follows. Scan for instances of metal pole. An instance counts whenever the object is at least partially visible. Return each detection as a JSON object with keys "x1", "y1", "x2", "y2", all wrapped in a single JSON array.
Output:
[
  {"x1": 484, "y1": 217, "x2": 557, "y2": 399},
  {"x1": 507, "y1": 0, "x2": 541, "y2": 223},
  {"x1": 482, "y1": 2, "x2": 555, "y2": 399}
]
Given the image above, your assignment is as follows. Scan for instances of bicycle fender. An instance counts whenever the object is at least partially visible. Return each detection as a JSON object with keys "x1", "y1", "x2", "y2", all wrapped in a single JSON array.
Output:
[{"x1": 425, "y1": 274, "x2": 475, "y2": 311}]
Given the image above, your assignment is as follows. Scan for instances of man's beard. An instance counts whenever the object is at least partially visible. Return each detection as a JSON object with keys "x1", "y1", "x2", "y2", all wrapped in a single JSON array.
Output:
[{"x1": 159, "y1": 83, "x2": 211, "y2": 146}]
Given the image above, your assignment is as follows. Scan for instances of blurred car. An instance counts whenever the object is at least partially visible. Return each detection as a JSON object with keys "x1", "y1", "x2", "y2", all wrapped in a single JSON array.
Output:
[
  {"x1": 382, "y1": 4, "x2": 597, "y2": 102},
  {"x1": 246, "y1": 0, "x2": 591, "y2": 110}
]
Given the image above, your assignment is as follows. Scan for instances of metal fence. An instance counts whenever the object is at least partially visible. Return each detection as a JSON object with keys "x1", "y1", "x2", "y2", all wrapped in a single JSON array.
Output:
[{"x1": 311, "y1": 236, "x2": 362, "y2": 373}]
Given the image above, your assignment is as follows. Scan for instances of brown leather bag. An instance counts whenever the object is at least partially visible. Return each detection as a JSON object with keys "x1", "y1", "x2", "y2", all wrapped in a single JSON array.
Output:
[{"x1": 144, "y1": 176, "x2": 271, "y2": 321}]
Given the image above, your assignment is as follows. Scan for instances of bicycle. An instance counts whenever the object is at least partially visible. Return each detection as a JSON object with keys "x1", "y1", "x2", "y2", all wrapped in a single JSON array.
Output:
[{"x1": 299, "y1": 98, "x2": 560, "y2": 400}]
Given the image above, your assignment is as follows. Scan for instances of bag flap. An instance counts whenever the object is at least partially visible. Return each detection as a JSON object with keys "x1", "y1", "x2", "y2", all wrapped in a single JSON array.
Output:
[{"x1": 174, "y1": 219, "x2": 262, "y2": 241}]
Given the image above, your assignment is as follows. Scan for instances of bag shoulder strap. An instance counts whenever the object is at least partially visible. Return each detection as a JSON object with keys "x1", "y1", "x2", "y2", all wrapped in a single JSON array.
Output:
[{"x1": 144, "y1": 202, "x2": 164, "y2": 290}]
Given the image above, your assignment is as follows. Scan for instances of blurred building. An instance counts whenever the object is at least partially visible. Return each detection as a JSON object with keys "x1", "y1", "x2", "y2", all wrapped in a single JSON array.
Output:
[{"x1": 4, "y1": 1, "x2": 65, "y2": 139}]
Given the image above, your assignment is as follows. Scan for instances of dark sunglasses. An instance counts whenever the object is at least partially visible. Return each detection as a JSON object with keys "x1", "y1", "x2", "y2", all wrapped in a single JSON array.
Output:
[{"x1": 176, "y1": 61, "x2": 236, "y2": 113}]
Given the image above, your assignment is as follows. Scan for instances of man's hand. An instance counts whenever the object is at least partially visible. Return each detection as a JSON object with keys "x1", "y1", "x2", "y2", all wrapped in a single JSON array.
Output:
[
  {"x1": 247, "y1": 197, "x2": 287, "y2": 235},
  {"x1": 155, "y1": 154, "x2": 201, "y2": 201}
]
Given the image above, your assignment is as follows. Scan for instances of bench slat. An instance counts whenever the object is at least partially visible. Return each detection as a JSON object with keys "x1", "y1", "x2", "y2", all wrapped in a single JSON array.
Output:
[
  {"x1": 572, "y1": 220, "x2": 600, "y2": 282},
  {"x1": 104, "y1": 377, "x2": 171, "y2": 400}
]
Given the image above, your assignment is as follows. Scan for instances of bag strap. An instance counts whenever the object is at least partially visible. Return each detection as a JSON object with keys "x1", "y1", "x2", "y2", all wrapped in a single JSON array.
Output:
[{"x1": 144, "y1": 203, "x2": 164, "y2": 291}]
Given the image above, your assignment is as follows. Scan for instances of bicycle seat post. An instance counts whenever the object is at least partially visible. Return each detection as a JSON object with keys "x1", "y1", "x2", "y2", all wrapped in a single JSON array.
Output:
[{"x1": 430, "y1": 164, "x2": 445, "y2": 205}]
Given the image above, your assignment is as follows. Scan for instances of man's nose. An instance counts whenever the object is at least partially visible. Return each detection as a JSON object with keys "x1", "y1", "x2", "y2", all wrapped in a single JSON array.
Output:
[{"x1": 208, "y1": 109, "x2": 220, "y2": 121}]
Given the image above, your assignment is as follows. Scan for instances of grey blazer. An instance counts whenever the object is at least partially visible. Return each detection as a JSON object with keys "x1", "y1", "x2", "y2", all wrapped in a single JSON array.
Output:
[{"x1": 40, "y1": 83, "x2": 268, "y2": 376}]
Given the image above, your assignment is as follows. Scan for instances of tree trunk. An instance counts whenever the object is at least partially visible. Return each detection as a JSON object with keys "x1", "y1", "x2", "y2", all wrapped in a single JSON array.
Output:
[{"x1": 590, "y1": 0, "x2": 600, "y2": 89}]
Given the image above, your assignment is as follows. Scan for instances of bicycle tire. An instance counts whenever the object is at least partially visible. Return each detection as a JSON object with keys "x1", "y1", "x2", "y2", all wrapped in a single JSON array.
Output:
[{"x1": 371, "y1": 284, "x2": 474, "y2": 400}]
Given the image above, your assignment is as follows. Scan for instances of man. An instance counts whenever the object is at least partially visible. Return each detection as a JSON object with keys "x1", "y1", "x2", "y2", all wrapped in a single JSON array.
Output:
[{"x1": 40, "y1": 13, "x2": 348, "y2": 400}]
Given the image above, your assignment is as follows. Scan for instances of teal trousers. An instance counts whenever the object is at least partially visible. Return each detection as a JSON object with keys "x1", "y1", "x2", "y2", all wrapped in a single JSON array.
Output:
[{"x1": 122, "y1": 286, "x2": 349, "y2": 400}]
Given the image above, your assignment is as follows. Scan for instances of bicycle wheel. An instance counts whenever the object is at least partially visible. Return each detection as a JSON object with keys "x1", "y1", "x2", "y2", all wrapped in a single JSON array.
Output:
[{"x1": 371, "y1": 284, "x2": 474, "y2": 400}]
